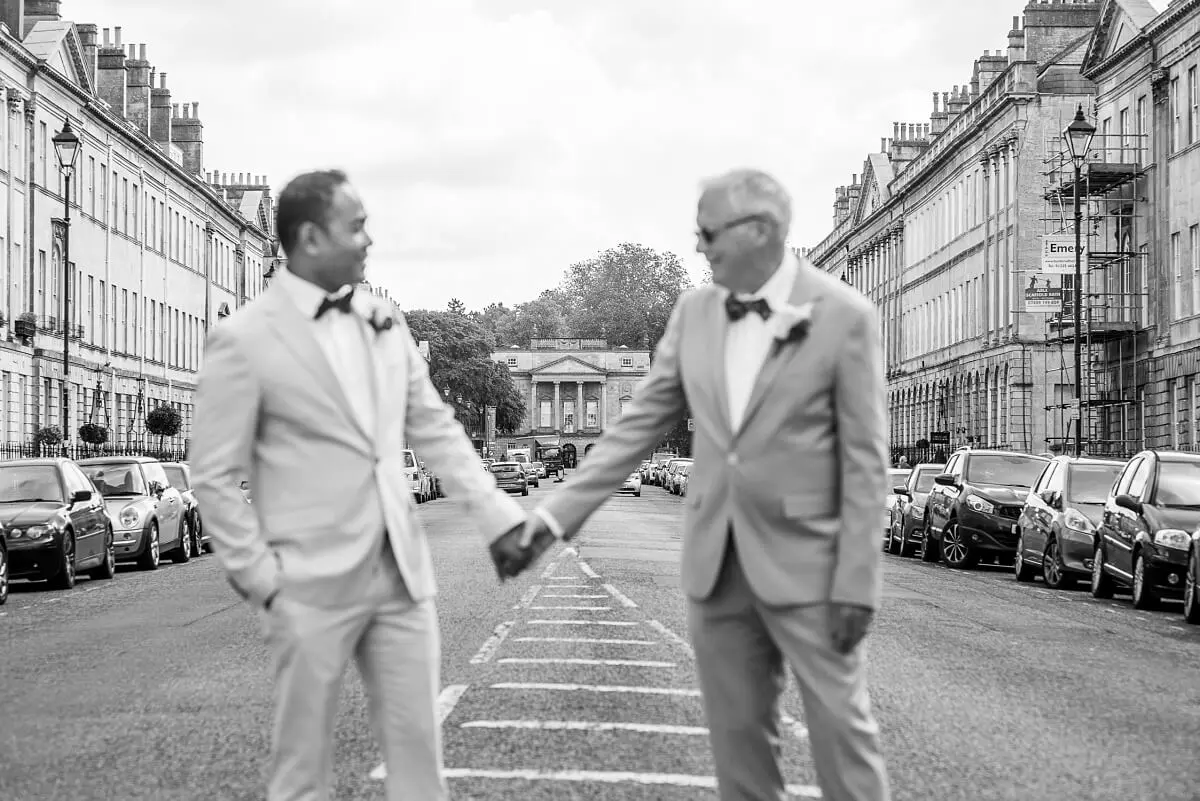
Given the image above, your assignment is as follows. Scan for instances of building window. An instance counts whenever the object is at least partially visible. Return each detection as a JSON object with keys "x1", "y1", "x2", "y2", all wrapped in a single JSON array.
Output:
[
  {"x1": 621, "y1": 357, "x2": 633, "y2": 367},
  {"x1": 1119, "y1": 108, "x2": 1130, "y2": 161},
  {"x1": 38, "y1": 121, "x2": 46, "y2": 187},
  {"x1": 1173, "y1": 232, "x2": 1183, "y2": 319},
  {"x1": 506, "y1": 357, "x2": 517, "y2": 367},
  {"x1": 585, "y1": 399, "x2": 598, "y2": 428},
  {"x1": 562, "y1": 400, "x2": 575, "y2": 433},
  {"x1": 88, "y1": 156, "x2": 96, "y2": 216},
  {"x1": 1172, "y1": 78, "x2": 1181, "y2": 153},
  {"x1": 1172, "y1": 380, "x2": 1182, "y2": 449},
  {"x1": 619, "y1": 398, "x2": 631, "y2": 417},
  {"x1": 539, "y1": 400, "x2": 552, "y2": 428},
  {"x1": 1190, "y1": 66, "x2": 1198, "y2": 145},
  {"x1": 1193, "y1": 225, "x2": 1200, "y2": 316},
  {"x1": 1140, "y1": 244, "x2": 1149, "y2": 324}
]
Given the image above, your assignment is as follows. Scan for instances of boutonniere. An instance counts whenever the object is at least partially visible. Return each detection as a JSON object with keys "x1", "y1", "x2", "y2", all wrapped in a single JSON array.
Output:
[
  {"x1": 769, "y1": 301, "x2": 815, "y2": 356},
  {"x1": 366, "y1": 303, "x2": 396, "y2": 336}
]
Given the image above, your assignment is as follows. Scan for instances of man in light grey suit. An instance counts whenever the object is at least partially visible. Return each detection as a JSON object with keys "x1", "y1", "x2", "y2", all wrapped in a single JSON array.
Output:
[
  {"x1": 524, "y1": 169, "x2": 891, "y2": 800},
  {"x1": 191, "y1": 170, "x2": 530, "y2": 801}
]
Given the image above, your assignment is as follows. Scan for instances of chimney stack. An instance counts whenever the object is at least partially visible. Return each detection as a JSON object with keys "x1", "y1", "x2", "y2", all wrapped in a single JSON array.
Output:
[
  {"x1": 0, "y1": 0, "x2": 24, "y2": 37},
  {"x1": 96, "y1": 26, "x2": 128, "y2": 116},
  {"x1": 171, "y1": 99, "x2": 204, "y2": 175},
  {"x1": 150, "y1": 71, "x2": 171, "y2": 146},
  {"x1": 76, "y1": 23, "x2": 98, "y2": 83},
  {"x1": 25, "y1": 0, "x2": 60, "y2": 21},
  {"x1": 124, "y1": 43, "x2": 151, "y2": 134},
  {"x1": 1008, "y1": 15, "x2": 1026, "y2": 63}
]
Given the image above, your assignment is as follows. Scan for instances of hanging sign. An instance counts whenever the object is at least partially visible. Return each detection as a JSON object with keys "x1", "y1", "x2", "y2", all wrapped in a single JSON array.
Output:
[
  {"x1": 1041, "y1": 235, "x2": 1085, "y2": 275},
  {"x1": 1024, "y1": 274, "x2": 1063, "y2": 313}
]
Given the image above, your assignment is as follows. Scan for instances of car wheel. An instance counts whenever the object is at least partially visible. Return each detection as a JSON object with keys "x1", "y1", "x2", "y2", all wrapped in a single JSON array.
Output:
[
  {"x1": 1041, "y1": 538, "x2": 1074, "y2": 590},
  {"x1": 89, "y1": 527, "x2": 116, "y2": 580},
  {"x1": 522, "y1": 486, "x2": 529, "y2": 496},
  {"x1": 138, "y1": 523, "x2": 161, "y2": 571},
  {"x1": 1090, "y1": 543, "x2": 1114, "y2": 598},
  {"x1": 1130, "y1": 552, "x2": 1158, "y2": 610},
  {"x1": 1184, "y1": 550, "x2": 1200, "y2": 625},
  {"x1": 634, "y1": 489, "x2": 641, "y2": 497},
  {"x1": 941, "y1": 521, "x2": 977, "y2": 569},
  {"x1": 0, "y1": 544, "x2": 8, "y2": 605},
  {"x1": 1013, "y1": 534, "x2": 1036, "y2": 582},
  {"x1": 192, "y1": 518, "x2": 205, "y2": 558},
  {"x1": 172, "y1": 518, "x2": 192, "y2": 564},
  {"x1": 920, "y1": 522, "x2": 940, "y2": 563},
  {"x1": 49, "y1": 532, "x2": 77, "y2": 590}
]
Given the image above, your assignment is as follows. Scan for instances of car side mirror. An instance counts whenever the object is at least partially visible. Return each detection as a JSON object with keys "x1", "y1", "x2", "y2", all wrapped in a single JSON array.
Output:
[
  {"x1": 1040, "y1": 489, "x2": 1062, "y2": 509},
  {"x1": 1114, "y1": 493, "x2": 1143, "y2": 515},
  {"x1": 933, "y1": 474, "x2": 957, "y2": 486},
  {"x1": 892, "y1": 485, "x2": 909, "y2": 496},
  {"x1": 419, "y1": 460, "x2": 426, "y2": 469},
  {"x1": 69, "y1": 489, "x2": 91, "y2": 504}
]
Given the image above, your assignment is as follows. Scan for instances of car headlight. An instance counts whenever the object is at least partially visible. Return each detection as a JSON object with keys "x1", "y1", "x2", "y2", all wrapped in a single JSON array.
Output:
[
  {"x1": 119, "y1": 506, "x2": 141, "y2": 528},
  {"x1": 1063, "y1": 509, "x2": 1095, "y2": 533},
  {"x1": 1153, "y1": 529, "x2": 1190, "y2": 550},
  {"x1": 9, "y1": 525, "x2": 52, "y2": 539},
  {"x1": 965, "y1": 495, "x2": 995, "y2": 515}
]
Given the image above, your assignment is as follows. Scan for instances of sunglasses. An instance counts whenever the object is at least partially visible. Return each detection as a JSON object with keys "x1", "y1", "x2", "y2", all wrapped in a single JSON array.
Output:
[{"x1": 696, "y1": 214, "x2": 771, "y2": 244}]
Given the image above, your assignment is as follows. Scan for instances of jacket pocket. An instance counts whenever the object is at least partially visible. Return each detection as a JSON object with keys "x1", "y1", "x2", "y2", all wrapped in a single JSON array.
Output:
[{"x1": 782, "y1": 492, "x2": 836, "y2": 520}]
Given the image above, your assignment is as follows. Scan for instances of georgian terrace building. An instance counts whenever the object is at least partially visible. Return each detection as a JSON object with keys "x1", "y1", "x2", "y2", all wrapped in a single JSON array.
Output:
[
  {"x1": 0, "y1": 1, "x2": 277, "y2": 450},
  {"x1": 808, "y1": 0, "x2": 1106, "y2": 461}
]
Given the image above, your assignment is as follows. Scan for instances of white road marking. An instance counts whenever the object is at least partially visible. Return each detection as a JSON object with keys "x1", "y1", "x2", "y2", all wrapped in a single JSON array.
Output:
[
  {"x1": 541, "y1": 594, "x2": 610, "y2": 598},
  {"x1": 602, "y1": 583, "x2": 638, "y2": 608},
  {"x1": 461, "y1": 720, "x2": 708, "y2": 735},
  {"x1": 42, "y1": 597, "x2": 62, "y2": 603},
  {"x1": 512, "y1": 585, "x2": 542, "y2": 610},
  {"x1": 542, "y1": 583, "x2": 589, "y2": 587},
  {"x1": 492, "y1": 682, "x2": 701, "y2": 697},
  {"x1": 557, "y1": 545, "x2": 578, "y2": 558},
  {"x1": 470, "y1": 621, "x2": 515, "y2": 664},
  {"x1": 646, "y1": 619, "x2": 694, "y2": 655},
  {"x1": 369, "y1": 684, "x2": 469, "y2": 780},
  {"x1": 438, "y1": 768, "x2": 822, "y2": 796},
  {"x1": 528, "y1": 620, "x2": 639, "y2": 627},
  {"x1": 780, "y1": 712, "x2": 809, "y2": 740},
  {"x1": 579, "y1": 561, "x2": 600, "y2": 578},
  {"x1": 547, "y1": 576, "x2": 584, "y2": 582},
  {"x1": 530, "y1": 605, "x2": 612, "y2": 610},
  {"x1": 497, "y1": 657, "x2": 675, "y2": 668},
  {"x1": 514, "y1": 637, "x2": 656, "y2": 645},
  {"x1": 541, "y1": 559, "x2": 561, "y2": 579}
]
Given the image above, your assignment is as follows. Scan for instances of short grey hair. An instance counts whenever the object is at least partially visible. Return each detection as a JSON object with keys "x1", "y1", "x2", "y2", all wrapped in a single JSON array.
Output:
[{"x1": 701, "y1": 168, "x2": 792, "y2": 240}]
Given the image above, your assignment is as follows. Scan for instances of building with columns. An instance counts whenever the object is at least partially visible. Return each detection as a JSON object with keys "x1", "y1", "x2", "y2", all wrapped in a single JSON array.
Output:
[
  {"x1": 808, "y1": 0, "x2": 1107, "y2": 460},
  {"x1": 491, "y1": 338, "x2": 650, "y2": 464},
  {"x1": 0, "y1": 1, "x2": 276, "y2": 451}
]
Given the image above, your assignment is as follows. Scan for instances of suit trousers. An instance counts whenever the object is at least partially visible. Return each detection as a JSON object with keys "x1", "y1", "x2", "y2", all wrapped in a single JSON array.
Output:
[
  {"x1": 260, "y1": 536, "x2": 444, "y2": 801},
  {"x1": 687, "y1": 535, "x2": 890, "y2": 801}
]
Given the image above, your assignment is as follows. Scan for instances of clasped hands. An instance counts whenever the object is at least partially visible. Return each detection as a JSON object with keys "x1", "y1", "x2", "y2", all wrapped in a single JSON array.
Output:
[{"x1": 487, "y1": 514, "x2": 563, "y2": 581}]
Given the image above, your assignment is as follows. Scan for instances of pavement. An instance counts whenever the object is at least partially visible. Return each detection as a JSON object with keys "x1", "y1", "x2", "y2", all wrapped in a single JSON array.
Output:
[{"x1": 2, "y1": 474, "x2": 1199, "y2": 800}]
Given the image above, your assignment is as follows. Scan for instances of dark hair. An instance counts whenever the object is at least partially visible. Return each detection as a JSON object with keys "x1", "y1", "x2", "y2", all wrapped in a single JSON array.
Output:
[{"x1": 275, "y1": 169, "x2": 349, "y2": 255}]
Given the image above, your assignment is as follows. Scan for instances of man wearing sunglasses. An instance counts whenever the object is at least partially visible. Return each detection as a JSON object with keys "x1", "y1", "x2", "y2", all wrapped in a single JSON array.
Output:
[{"x1": 521, "y1": 169, "x2": 891, "y2": 801}]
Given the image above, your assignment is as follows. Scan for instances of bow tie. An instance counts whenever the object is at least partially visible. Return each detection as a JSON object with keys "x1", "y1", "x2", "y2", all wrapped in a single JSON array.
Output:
[
  {"x1": 725, "y1": 295, "x2": 772, "y2": 321},
  {"x1": 315, "y1": 288, "x2": 355, "y2": 319}
]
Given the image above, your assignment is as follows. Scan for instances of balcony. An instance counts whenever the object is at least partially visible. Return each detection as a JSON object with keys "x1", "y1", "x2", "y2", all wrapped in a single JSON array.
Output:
[{"x1": 16, "y1": 315, "x2": 85, "y2": 340}]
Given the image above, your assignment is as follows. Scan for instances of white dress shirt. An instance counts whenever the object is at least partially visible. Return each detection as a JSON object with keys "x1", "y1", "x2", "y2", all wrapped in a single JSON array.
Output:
[
  {"x1": 724, "y1": 253, "x2": 797, "y2": 431},
  {"x1": 274, "y1": 268, "x2": 378, "y2": 433}
]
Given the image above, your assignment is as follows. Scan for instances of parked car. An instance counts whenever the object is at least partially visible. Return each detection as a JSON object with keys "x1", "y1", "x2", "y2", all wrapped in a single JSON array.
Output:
[
  {"x1": 883, "y1": 467, "x2": 912, "y2": 542},
  {"x1": 617, "y1": 470, "x2": 642, "y2": 497},
  {"x1": 78, "y1": 457, "x2": 191, "y2": 570},
  {"x1": 671, "y1": 462, "x2": 693, "y2": 495},
  {"x1": 522, "y1": 463, "x2": 540, "y2": 488},
  {"x1": 0, "y1": 458, "x2": 114, "y2": 590},
  {"x1": 1015, "y1": 456, "x2": 1124, "y2": 588},
  {"x1": 402, "y1": 449, "x2": 433, "y2": 503},
  {"x1": 887, "y1": 463, "x2": 945, "y2": 557},
  {"x1": 924, "y1": 448, "x2": 1050, "y2": 568},
  {"x1": 490, "y1": 461, "x2": 528, "y2": 496},
  {"x1": 160, "y1": 462, "x2": 207, "y2": 555},
  {"x1": 1092, "y1": 450, "x2": 1200, "y2": 609},
  {"x1": 530, "y1": 461, "x2": 548, "y2": 479},
  {"x1": 0, "y1": 524, "x2": 7, "y2": 605}
]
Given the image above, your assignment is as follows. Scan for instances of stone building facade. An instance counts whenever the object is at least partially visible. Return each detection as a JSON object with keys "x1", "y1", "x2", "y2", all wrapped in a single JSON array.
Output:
[
  {"x1": 808, "y1": 0, "x2": 1109, "y2": 460},
  {"x1": 0, "y1": 1, "x2": 276, "y2": 451},
  {"x1": 491, "y1": 338, "x2": 650, "y2": 464}
]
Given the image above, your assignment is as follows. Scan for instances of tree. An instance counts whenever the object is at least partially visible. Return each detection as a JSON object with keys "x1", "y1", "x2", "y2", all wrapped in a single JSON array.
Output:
[
  {"x1": 556, "y1": 243, "x2": 692, "y2": 348},
  {"x1": 439, "y1": 359, "x2": 526, "y2": 435},
  {"x1": 447, "y1": 298, "x2": 468, "y2": 316},
  {"x1": 474, "y1": 302, "x2": 512, "y2": 337},
  {"x1": 494, "y1": 294, "x2": 569, "y2": 348},
  {"x1": 146, "y1": 404, "x2": 182, "y2": 450}
]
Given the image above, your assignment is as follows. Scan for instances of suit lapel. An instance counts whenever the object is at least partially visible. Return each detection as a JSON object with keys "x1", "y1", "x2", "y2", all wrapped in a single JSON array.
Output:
[
  {"x1": 262, "y1": 286, "x2": 372, "y2": 443},
  {"x1": 735, "y1": 259, "x2": 824, "y2": 438},
  {"x1": 708, "y1": 290, "x2": 734, "y2": 440}
]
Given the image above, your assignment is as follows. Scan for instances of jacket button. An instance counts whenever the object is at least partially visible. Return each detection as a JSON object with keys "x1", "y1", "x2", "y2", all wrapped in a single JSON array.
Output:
[{"x1": 727, "y1": 454, "x2": 738, "y2": 466}]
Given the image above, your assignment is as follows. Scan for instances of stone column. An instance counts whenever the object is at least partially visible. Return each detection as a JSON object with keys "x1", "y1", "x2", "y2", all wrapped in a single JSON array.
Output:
[
  {"x1": 600, "y1": 380, "x2": 607, "y2": 430},
  {"x1": 553, "y1": 381, "x2": 561, "y2": 431},
  {"x1": 530, "y1": 380, "x2": 538, "y2": 430},
  {"x1": 576, "y1": 381, "x2": 583, "y2": 432}
]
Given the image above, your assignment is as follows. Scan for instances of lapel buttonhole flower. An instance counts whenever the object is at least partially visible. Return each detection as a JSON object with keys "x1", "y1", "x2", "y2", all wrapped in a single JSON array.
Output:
[
  {"x1": 366, "y1": 302, "x2": 396, "y2": 336},
  {"x1": 770, "y1": 301, "x2": 815, "y2": 356}
]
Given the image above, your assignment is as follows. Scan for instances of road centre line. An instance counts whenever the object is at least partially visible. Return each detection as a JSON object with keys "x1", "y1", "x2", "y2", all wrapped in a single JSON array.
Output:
[
  {"x1": 514, "y1": 637, "x2": 656, "y2": 645},
  {"x1": 438, "y1": 768, "x2": 822, "y2": 796},
  {"x1": 491, "y1": 682, "x2": 701, "y2": 697},
  {"x1": 461, "y1": 720, "x2": 708, "y2": 735},
  {"x1": 369, "y1": 684, "x2": 469, "y2": 781},
  {"x1": 497, "y1": 657, "x2": 675, "y2": 668},
  {"x1": 527, "y1": 620, "x2": 639, "y2": 626},
  {"x1": 602, "y1": 583, "x2": 639, "y2": 608},
  {"x1": 512, "y1": 585, "x2": 542, "y2": 610},
  {"x1": 470, "y1": 621, "x2": 514, "y2": 664}
]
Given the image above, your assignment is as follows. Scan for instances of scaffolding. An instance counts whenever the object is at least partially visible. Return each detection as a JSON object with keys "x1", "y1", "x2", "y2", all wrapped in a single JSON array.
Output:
[{"x1": 1040, "y1": 128, "x2": 1149, "y2": 459}]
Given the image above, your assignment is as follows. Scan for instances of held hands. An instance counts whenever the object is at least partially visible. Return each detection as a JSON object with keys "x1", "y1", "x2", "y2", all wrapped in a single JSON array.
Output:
[
  {"x1": 828, "y1": 603, "x2": 875, "y2": 655},
  {"x1": 487, "y1": 514, "x2": 560, "y2": 582}
]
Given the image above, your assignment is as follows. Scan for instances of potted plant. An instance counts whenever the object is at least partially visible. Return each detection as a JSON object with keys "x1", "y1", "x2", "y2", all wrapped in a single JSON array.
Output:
[
  {"x1": 14, "y1": 312, "x2": 37, "y2": 339},
  {"x1": 145, "y1": 404, "x2": 182, "y2": 451},
  {"x1": 78, "y1": 422, "x2": 109, "y2": 452}
]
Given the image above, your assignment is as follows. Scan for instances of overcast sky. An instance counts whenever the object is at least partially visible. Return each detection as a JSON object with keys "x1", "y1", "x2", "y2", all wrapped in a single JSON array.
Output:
[{"x1": 77, "y1": 0, "x2": 1096, "y2": 311}]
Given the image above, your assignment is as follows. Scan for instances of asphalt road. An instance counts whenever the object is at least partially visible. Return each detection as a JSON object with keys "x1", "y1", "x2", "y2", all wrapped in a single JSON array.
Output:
[{"x1": 2, "y1": 475, "x2": 1198, "y2": 800}]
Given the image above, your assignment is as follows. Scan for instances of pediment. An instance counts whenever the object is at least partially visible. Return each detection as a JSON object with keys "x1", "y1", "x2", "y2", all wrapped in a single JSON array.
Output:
[
  {"x1": 852, "y1": 153, "x2": 894, "y2": 225},
  {"x1": 1082, "y1": 0, "x2": 1160, "y2": 75},
  {"x1": 531, "y1": 355, "x2": 605, "y2": 375},
  {"x1": 23, "y1": 22, "x2": 94, "y2": 95}
]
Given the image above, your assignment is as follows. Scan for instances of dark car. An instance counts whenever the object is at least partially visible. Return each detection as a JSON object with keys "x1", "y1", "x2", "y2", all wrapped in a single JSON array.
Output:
[
  {"x1": 1015, "y1": 456, "x2": 1125, "y2": 589},
  {"x1": 887, "y1": 463, "x2": 945, "y2": 557},
  {"x1": 1092, "y1": 450, "x2": 1200, "y2": 609},
  {"x1": 541, "y1": 446, "x2": 565, "y2": 479},
  {"x1": 0, "y1": 525, "x2": 7, "y2": 605},
  {"x1": 160, "y1": 462, "x2": 207, "y2": 555},
  {"x1": 924, "y1": 448, "x2": 1050, "y2": 569},
  {"x1": 0, "y1": 458, "x2": 114, "y2": 590},
  {"x1": 490, "y1": 461, "x2": 528, "y2": 496}
]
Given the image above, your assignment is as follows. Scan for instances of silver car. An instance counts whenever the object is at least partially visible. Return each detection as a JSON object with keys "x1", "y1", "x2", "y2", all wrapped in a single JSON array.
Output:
[{"x1": 78, "y1": 457, "x2": 191, "y2": 571}]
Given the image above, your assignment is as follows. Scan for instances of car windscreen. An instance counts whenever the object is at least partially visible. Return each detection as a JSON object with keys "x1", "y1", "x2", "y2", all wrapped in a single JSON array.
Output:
[
  {"x1": 490, "y1": 464, "x2": 520, "y2": 474},
  {"x1": 161, "y1": 465, "x2": 189, "y2": 490},
  {"x1": 0, "y1": 465, "x2": 63, "y2": 503},
  {"x1": 913, "y1": 469, "x2": 941, "y2": 492},
  {"x1": 1066, "y1": 463, "x2": 1122, "y2": 504},
  {"x1": 81, "y1": 463, "x2": 147, "y2": 496},
  {"x1": 403, "y1": 452, "x2": 416, "y2": 469},
  {"x1": 964, "y1": 454, "x2": 1047, "y2": 488},
  {"x1": 1153, "y1": 461, "x2": 1200, "y2": 506}
]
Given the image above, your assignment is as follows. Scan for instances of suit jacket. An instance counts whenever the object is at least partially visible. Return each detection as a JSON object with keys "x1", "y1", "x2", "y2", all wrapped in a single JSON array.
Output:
[
  {"x1": 190, "y1": 282, "x2": 524, "y2": 609},
  {"x1": 540, "y1": 258, "x2": 888, "y2": 609}
]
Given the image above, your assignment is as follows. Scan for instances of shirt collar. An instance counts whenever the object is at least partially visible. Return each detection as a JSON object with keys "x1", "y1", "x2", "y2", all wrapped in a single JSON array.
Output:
[
  {"x1": 731, "y1": 251, "x2": 798, "y2": 307},
  {"x1": 275, "y1": 267, "x2": 355, "y2": 320}
]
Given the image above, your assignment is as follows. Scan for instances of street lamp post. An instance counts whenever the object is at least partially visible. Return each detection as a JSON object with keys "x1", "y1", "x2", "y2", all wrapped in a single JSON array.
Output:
[
  {"x1": 52, "y1": 121, "x2": 81, "y2": 455},
  {"x1": 1063, "y1": 105, "x2": 1096, "y2": 458}
]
